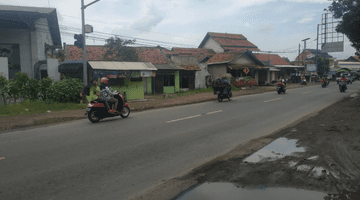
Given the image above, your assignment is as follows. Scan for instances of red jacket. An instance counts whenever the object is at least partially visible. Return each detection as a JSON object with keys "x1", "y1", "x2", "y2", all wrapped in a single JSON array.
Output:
[{"x1": 339, "y1": 77, "x2": 347, "y2": 82}]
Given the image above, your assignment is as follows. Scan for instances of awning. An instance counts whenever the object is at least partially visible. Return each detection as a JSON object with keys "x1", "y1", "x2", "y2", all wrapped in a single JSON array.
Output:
[
  {"x1": 88, "y1": 61, "x2": 157, "y2": 71},
  {"x1": 179, "y1": 65, "x2": 201, "y2": 71},
  {"x1": 269, "y1": 67, "x2": 280, "y2": 72},
  {"x1": 154, "y1": 64, "x2": 184, "y2": 70},
  {"x1": 228, "y1": 65, "x2": 267, "y2": 70},
  {"x1": 275, "y1": 65, "x2": 305, "y2": 68}
]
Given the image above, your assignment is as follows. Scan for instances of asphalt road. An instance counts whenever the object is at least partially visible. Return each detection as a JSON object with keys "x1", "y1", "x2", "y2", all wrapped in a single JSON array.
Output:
[{"x1": 0, "y1": 82, "x2": 358, "y2": 200}]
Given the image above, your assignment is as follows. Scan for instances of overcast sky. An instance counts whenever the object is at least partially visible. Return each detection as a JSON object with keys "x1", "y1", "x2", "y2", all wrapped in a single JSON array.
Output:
[{"x1": 1, "y1": 0, "x2": 357, "y2": 61}]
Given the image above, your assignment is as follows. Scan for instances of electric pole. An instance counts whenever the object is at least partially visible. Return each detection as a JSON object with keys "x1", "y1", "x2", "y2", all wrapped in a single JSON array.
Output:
[{"x1": 81, "y1": 0, "x2": 101, "y2": 85}]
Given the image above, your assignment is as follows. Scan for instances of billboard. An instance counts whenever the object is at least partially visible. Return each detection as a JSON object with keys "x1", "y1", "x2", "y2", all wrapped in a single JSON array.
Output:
[
  {"x1": 321, "y1": 42, "x2": 344, "y2": 52},
  {"x1": 306, "y1": 64, "x2": 317, "y2": 72}
]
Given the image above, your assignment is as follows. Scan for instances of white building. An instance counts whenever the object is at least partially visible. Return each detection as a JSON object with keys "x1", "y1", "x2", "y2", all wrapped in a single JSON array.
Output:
[{"x1": 0, "y1": 5, "x2": 61, "y2": 80}]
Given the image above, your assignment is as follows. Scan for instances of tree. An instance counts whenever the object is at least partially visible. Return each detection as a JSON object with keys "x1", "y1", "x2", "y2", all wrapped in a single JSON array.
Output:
[
  {"x1": 314, "y1": 56, "x2": 330, "y2": 76},
  {"x1": 326, "y1": 0, "x2": 360, "y2": 56},
  {"x1": 282, "y1": 57, "x2": 291, "y2": 63},
  {"x1": 102, "y1": 37, "x2": 140, "y2": 61}
]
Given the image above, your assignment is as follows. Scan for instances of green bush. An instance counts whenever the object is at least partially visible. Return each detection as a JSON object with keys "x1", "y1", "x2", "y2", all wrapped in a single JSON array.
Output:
[
  {"x1": 46, "y1": 78, "x2": 84, "y2": 103},
  {"x1": 28, "y1": 78, "x2": 41, "y2": 101},
  {"x1": 39, "y1": 77, "x2": 53, "y2": 101},
  {"x1": 0, "y1": 76, "x2": 9, "y2": 105}
]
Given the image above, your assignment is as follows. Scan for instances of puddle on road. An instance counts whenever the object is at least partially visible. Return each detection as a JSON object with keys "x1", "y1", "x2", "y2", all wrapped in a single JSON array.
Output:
[
  {"x1": 243, "y1": 137, "x2": 306, "y2": 163},
  {"x1": 306, "y1": 155, "x2": 319, "y2": 161},
  {"x1": 350, "y1": 93, "x2": 359, "y2": 98},
  {"x1": 175, "y1": 182, "x2": 327, "y2": 200}
]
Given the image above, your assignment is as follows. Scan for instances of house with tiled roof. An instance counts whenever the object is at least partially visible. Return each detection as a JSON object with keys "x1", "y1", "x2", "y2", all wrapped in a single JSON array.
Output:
[
  {"x1": 345, "y1": 55, "x2": 360, "y2": 62},
  {"x1": 161, "y1": 47, "x2": 216, "y2": 89},
  {"x1": 293, "y1": 49, "x2": 335, "y2": 68},
  {"x1": 253, "y1": 53, "x2": 292, "y2": 83},
  {"x1": 198, "y1": 32, "x2": 260, "y2": 53},
  {"x1": 206, "y1": 49, "x2": 275, "y2": 85},
  {"x1": 64, "y1": 45, "x2": 186, "y2": 95}
]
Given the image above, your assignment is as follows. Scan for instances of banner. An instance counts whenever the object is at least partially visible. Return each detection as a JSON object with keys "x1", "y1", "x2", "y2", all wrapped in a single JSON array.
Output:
[
  {"x1": 141, "y1": 71, "x2": 155, "y2": 77},
  {"x1": 306, "y1": 64, "x2": 317, "y2": 72}
]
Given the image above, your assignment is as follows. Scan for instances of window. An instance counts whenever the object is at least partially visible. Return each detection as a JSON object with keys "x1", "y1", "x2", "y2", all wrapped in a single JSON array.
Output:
[
  {"x1": 130, "y1": 77, "x2": 142, "y2": 82},
  {"x1": 164, "y1": 75, "x2": 175, "y2": 86},
  {"x1": 108, "y1": 78, "x2": 125, "y2": 85}
]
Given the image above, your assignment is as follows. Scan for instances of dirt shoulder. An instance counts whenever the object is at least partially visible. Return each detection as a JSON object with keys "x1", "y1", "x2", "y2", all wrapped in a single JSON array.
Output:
[
  {"x1": 127, "y1": 88, "x2": 360, "y2": 200},
  {"x1": 0, "y1": 82, "x2": 317, "y2": 132}
]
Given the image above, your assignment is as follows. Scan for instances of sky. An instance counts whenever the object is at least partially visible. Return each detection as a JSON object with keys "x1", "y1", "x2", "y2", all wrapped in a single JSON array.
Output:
[{"x1": 1, "y1": 0, "x2": 357, "y2": 61}]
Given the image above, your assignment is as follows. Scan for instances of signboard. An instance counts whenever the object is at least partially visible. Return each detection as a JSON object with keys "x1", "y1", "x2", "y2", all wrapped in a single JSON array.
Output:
[
  {"x1": 321, "y1": 42, "x2": 344, "y2": 53},
  {"x1": 306, "y1": 64, "x2": 317, "y2": 72},
  {"x1": 307, "y1": 54, "x2": 315, "y2": 59},
  {"x1": 141, "y1": 71, "x2": 155, "y2": 77},
  {"x1": 93, "y1": 70, "x2": 133, "y2": 78},
  {"x1": 243, "y1": 67, "x2": 250, "y2": 75}
]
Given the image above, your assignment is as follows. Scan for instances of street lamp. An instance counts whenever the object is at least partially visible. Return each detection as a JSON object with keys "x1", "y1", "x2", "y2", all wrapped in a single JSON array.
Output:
[
  {"x1": 301, "y1": 38, "x2": 310, "y2": 82},
  {"x1": 81, "y1": 0, "x2": 101, "y2": 85}
]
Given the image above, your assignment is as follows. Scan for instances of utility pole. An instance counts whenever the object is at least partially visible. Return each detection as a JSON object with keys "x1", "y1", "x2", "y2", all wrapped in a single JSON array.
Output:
[
  {"x1": 316, "y1": 24, "x2": 319, "y2": 77},
  {"x1": 298, "y1": 44, "x2": 300, "y2": 66},
  {"x1": 81, "y1": 0, "x2": 101, "y2": 85}
]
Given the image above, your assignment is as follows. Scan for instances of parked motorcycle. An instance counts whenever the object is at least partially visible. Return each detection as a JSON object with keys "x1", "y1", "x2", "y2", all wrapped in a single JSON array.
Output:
[
  {"x1": 277, "y1": 82, "x2": 286, "y2": 94},
  {"x1": 339, "y1": 81, "x2": 347, "y2": 93},
  {"x1": 85, "y1": 91, "x2": 130, "y2": 123}
]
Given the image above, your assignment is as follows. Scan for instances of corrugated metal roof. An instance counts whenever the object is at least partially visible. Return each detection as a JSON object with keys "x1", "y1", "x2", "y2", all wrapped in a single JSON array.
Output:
[
  {"x1": 154, "y1": 64, "x2": 184, "y2": 70},
  {"x1": 275, "y1": 65, "x2": 305, "y2": 68},
  {"x1": 88, "y1": 61, "x2": 157, "y2": 71},
  {"x1": 0, "y1": 5, "x2": 55, "y2": 13}
]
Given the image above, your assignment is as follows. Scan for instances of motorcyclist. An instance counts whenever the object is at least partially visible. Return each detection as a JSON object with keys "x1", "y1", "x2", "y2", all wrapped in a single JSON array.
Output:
[
  {"x1": 278, "y1": 77, "x2": 286, "y2": 87},
  {"x1": 221, "y1": 75, "x2": 231, "y2": 95},
  {"x1": 99, "y1": 77, "x2": 119, "y2": 114},
  {"x1": 85, "y1": 78, "x2": 101, "y2": 103},
  {"x1": 339, "y1": 75, "x2": 347, "y2": 90}
]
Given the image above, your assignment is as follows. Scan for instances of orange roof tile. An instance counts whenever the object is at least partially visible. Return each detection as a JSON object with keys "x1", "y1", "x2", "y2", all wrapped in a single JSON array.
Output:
[
  {"x1": 254, "y1": 54, "x2": 290, "y2": 65},
  {"x1": 206, "y1": 51, "x2": 243, "y2": 64},
  {"x1": 212, "y1": 38, "x2": 258, "y2": 49},
  {"x1": 209, "y1": 32, "x2": 246, "y2": 39},
  {"x1": 66, "y1": 45, "x2": 169, "y2": 64}
]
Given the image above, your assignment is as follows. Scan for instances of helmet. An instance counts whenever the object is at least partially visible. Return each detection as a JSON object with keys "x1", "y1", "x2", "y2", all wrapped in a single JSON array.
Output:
[
  {"x1": 222, "y1": 75, "x2": 226, "y2": 79},
  {"x1": 342, "y1": 75, "x2": 345, "y2": 78},
  {"x1": 100, "y1": 77, "x2": 109, "y2": 84}
]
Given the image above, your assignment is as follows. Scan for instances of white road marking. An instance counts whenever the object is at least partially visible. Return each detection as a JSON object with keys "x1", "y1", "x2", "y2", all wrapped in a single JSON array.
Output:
[
  {"x1": 206, "y1": 110, "x2": 223, "y2": 115},
  {"x1": 302, "y1": 92, "x2": 311, "y2": 94},
  {"x1": 264, "y1": 98, "x2": 282, "y2": 103},
  {"x1": 166, "y1": 115, "x2": 202, "y2": 123}
]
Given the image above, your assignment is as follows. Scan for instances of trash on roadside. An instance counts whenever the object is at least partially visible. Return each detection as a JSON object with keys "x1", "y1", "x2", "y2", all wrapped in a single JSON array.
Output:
[
  {"x1": 329, "y1": 164, "x2": 335, "y2": 166},
  {"x1": 47, "y1": 110, "x2": 51, "y2": 113},
  {"x1": 320, "y1": 124, "x2": 326, "y2": 127},
  {"x1": 25, "y1": 109, "x2": 28, "y2": 111}
]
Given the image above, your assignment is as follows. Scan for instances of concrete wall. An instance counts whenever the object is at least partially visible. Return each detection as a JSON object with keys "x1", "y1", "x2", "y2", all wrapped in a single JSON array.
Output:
[
  {"x1": 202, "y1": 37, "x2": 224, "y2": 53},
  {"x1": 233, "y1": 55, "x2": 254, "y2": 65},
  {"x1": 208, "y1": 65, "x2": 227, "y2": 80},
  {"x1": 195, "y1": 63, "x2": 209, "y2": 89},
  {"x1": 47, "y1": 58, "x2": 60, "y2": 82},
  {"x1": 0, "y1": 57, "x2": 8, "y2": 79},
  {"x1": 0, "y1": 29, "x2": 32, "y2": 78},
  {"x1": 0, "y1": 18, "x2": 53, "y2": 79}
]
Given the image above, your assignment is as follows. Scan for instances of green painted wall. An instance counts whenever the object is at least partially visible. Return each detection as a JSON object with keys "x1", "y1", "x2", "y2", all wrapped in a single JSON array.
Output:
[
  {"x1": 147, "y1": 77, "x2": 152, "y2": 94},
  {"x1": 175, "y1": 71, "x2": 180, "y2": 93},
  {"x1": 111, "y1": 79, "x2": 144, "y2": 100},
  {"x1": 163, "y1": 86, "x2": 175, "y2": 94}
]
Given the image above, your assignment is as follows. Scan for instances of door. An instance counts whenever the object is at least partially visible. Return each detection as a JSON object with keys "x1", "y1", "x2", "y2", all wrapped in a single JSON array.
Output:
[
  {"x1": 258, "y1": 70, "x2": 267, "y2": 85},
  {"x1": 188, "y1": 73, "x2": 195, "y2": 90},
  {"x1": 40, "y1": 70, "x2": 48, "y2": 80},
  {"x1": 155, "y1": 75, "x2": 163, "y2": 94}
]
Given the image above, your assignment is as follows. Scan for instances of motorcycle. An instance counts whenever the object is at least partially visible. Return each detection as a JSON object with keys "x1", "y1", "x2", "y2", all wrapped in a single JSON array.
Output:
[
  {"x1": 277, "y1": 82, "x2": 286, "y2": 94},
  {"x1": 85, "y1": 91, "x2": 130, "y2": 123},
  {"x1": 214, "y1": 87, "x2": 232, "y2": 102},
  {"x1": 321, "y1": 80, "x2": 327, "y2": 88},
  {"x1": 339, "y1": 81, "x2": 347, "y2": 93},
  {"x1": 301, "y1": 79, "x2": 307, "y2": 85}
]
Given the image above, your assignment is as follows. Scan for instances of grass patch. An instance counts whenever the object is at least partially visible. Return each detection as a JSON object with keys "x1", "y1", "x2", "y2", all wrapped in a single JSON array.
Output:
[
  {"x1": 175, "y1": 87, "x2": 214, "y2": 97},
  {"x1": 0, "y1": 100, "x2": 87, "y2": 116}
]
